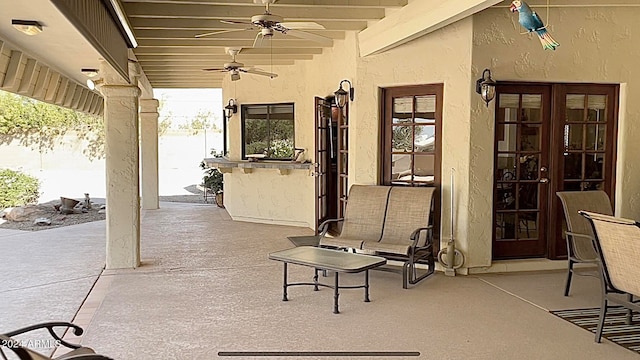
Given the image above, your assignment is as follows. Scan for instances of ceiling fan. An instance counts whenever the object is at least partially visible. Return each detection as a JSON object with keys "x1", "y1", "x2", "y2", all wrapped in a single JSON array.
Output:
[
  {"x1": 195, "y1": 0, "x2": 332, "y2": 48},
  {"x1": 202, "y1": 48, "x2": 278, "y2": 81}
]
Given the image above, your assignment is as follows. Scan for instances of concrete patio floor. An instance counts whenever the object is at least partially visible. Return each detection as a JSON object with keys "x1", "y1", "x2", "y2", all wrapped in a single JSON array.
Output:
[{"x1": 1, "y1": 202, "x2": 636, "y2": 359}]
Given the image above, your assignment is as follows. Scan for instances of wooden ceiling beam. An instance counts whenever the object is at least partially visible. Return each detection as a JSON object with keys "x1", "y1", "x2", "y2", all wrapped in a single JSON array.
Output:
[
  {"x1": 123, "y1": 3, "x2": 385, "y2": 20},
  {"x1": 122, "y1": 0, "x2": 406, "y2": 8},
  {"x1": 130, "y1": 18, "x2": 367, "y2": 31}
]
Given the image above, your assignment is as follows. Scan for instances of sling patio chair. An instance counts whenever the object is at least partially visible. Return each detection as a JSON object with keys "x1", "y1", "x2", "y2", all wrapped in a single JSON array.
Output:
[
  {"x1": 579, "y1": 211, "x2": 640, "y2": 343},
  {"x1": 1, "y1": 322, "x2": 112, "y2": 360},
  {"x1": 556, "y1": 190, "x2": 613, "y2": 296}
]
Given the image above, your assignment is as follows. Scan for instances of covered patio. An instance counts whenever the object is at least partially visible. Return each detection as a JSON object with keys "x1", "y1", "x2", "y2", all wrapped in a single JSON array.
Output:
[
  {"x1": 3, "y1": 0, "x2": 640, "y2": 358},
  {"x1": 1, "y1": 202, "x2": 636, "y2": 359}
]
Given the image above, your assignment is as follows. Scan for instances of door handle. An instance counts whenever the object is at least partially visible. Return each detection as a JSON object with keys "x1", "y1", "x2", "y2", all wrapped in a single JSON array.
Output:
[{"x1": 539, "y1": 178, "x2": 549, "y2": 184}]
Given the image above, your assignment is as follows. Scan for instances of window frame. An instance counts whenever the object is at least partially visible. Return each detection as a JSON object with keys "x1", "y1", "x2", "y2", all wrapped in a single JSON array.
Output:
[
  {"x1": 240, "y1": 102, "x2": 295, "y2": 161},
  {"x1": 379, "y1": 84, "x2": 443, "y2": 187}
]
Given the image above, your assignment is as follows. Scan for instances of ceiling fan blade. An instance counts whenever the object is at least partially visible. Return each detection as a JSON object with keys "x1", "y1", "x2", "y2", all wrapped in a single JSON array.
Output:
[
  {"x1": 221, "y1": 20, "x2": 254, "y2": 26},
  {"x1": 242, "y1": 68, "x2": 278, "y2": 79},
  {"x1": 285, "y1": 29, "x2": 333, "y2": 46},
  {"x1": 202, "y1": 68, "x2": 227, "y2": 72},
  {"x1": 195, "y1": 29, "x2": 245, "y2": 38},
  {"x1": 279, "y1": 22, "x2": 325, "y2": 30}
]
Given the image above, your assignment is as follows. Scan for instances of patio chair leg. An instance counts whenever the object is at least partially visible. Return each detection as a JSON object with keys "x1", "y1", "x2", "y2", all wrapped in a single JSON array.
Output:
[
  {"x1": 402, "y1": 262, "x2": 409, "y2": 289},
  {"x1": 564, "y1": 259, "x2": 575, "y2": 297},
  {"x1": 595, "y1": 298, "x2": 608, "y2": 343}
]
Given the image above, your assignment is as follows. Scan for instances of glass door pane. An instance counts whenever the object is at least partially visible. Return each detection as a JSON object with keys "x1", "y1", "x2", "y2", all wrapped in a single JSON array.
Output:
[
  {"x1": 390, "y1": 95, "x2": 436, "y2": 186},
  {"x1": 562, "y1": 92, "x2": 608, "y2": 191}
]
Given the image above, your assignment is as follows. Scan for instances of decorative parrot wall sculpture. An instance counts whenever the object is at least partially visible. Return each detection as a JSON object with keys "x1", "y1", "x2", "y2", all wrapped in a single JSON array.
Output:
[{"x1": 510, "y1": 0, "x2": 559, "y2": 50}]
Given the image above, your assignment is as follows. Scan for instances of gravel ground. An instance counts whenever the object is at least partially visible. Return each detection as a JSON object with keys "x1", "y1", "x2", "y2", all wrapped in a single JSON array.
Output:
[{"x1": 0, "y1": 194, "x2": 212, "y2": 232}]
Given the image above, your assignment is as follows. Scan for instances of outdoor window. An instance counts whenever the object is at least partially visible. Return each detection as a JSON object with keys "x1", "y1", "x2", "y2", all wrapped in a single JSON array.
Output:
[
  {"x1": 380, "y1": 84, "x2": 443, "y2": 244},
  {"x1": 380, "y1": 85, "x2": 442, "y2": 187},
  {"x1": 241, "y1": 103, "x2": 295, "y2": 160}
]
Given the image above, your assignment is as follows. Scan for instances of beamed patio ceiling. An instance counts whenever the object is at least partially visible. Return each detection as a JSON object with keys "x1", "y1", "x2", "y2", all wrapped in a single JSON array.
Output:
[
  {"x1": 122, "y1": 0, "x2": 407, "y2": 88},
  {"x1": 5, "y1": 0, "x2": 620, "y2": 94}
]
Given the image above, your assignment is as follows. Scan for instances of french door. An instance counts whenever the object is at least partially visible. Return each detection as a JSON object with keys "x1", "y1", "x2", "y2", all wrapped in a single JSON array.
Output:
[
  {"x1": 314, "y1": 97, "x2": 331, "y2": 232},
  {"x1": 492, "y1": 83, "x2": 618, "y2": 260},
  {"x1": 314, "y1": 96, "x2": 349, "y2": 234},
  {"x1": 493, "y1": 85, "x2": 551, "y2": 259}
]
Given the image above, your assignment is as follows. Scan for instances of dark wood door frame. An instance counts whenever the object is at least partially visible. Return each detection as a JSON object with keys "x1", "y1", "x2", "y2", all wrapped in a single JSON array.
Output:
[{"x1": 492, "y1": 82, "x2": 619, "y2": 260}]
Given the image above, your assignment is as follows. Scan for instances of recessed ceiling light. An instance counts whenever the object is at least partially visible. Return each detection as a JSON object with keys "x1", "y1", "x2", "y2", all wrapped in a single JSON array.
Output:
[
  {"x1": 81, "y1": 68, "x2": 99, "y2": 78},
  {"x1": 11, "y1": 19, "x2": 43, "y2": 36}
]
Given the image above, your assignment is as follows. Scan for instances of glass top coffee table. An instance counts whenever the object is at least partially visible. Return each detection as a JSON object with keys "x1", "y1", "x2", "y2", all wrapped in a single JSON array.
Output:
[{"x1": 268, "y1": 246, "x2": 387, "y2": 314}]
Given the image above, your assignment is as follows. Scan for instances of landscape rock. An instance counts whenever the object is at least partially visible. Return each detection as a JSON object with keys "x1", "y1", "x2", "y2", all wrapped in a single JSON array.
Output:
[
  {"x1": 0, "y1": 200, "x2": 105, "y2": 231},
  {"x1": 98, "y1": 209, "x2": 106, "y2": 214},
  {"x1": 5, "y1": 206, "x2": 40, "y2": 222},
  {"x1": 34, "y1": 217, "x2": 51, "y2": 226}
]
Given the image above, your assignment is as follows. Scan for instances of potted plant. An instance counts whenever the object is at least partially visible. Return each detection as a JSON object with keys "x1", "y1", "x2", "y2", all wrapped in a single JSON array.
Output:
[{"x1": 200, "y1": 161, "x2": 224, "y2": 208}]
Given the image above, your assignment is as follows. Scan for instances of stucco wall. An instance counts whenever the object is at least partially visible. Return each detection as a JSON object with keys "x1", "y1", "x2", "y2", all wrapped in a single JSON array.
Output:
[
  {"x1": 221, "y1": 34, "x2": 358, "y2": 228},
  {"x1": 470, "y1": 6, "x2": 640, "y2": 267},
  {"x1": 354, "y1": 18, "x2": 476, "y2": 265},
  {"x1": 222, "y1": 20, "x2": 476, "y2": 263}
]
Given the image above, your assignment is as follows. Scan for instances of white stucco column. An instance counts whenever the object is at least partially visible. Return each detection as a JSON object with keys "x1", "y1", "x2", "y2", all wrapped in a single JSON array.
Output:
[
  {"x1": 140, "y1": 98, "x2": 160, "y2": 210},
  {"x1": 99, "y1": 63, "x2": 141, "y2": 269}
]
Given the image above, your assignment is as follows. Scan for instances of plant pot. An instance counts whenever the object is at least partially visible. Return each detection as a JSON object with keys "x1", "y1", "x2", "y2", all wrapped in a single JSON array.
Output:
[{"x1": 215, "y1": 192, "x2": 225, "y2": 208}]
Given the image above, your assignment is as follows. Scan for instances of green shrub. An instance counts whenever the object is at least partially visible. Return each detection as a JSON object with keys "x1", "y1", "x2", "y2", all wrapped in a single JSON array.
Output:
[
  {"x1": 0, "y1": 169, "x2": 40, "y2": 209},
  {"x1": 199, "y1": 161, "x2": 223, "y2": 194}
]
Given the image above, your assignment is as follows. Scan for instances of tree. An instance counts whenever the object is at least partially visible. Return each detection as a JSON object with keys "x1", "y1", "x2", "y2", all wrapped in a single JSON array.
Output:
[
  {"x1": 0, "y1": 90, "x2": 105, "y2": 159},
  {"x1": 157, "y1": 94, "x2": 172, "y2": 136},
  {"x1": 158, "y1": 117, "x2": 172, "y2": 137},
  {"x1": 178, "y1": 109, "x2": 220, "y2": 136}
]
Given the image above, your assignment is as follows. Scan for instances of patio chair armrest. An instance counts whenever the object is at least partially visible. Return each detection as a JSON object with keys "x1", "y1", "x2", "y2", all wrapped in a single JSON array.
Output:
[
  {"x1": 565, "y1": 231, "x2": 592, "y2": 241},
  {"x1": 318, "y1": 218, "x2": 344, "y2": 237},
  {"x1": 4, "y1": 322, "x2": 84, "y2": 350},
  {"x1": 410, "y1": 226, "x2": 434, "y2": 247}
]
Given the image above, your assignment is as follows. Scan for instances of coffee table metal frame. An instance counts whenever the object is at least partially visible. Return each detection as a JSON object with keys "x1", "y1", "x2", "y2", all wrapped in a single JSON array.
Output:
[{"x1": 268, "y1": 246, "x2": 387, "y2": 314}]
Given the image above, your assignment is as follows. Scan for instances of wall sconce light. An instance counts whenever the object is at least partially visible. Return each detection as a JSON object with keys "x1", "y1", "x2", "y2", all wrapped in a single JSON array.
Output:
[
  {"x1": 334, "y1": 79, "x2": 355, "y2": 109},
  {"x1": 81, "y1": 68, "x2": 99, "y2": 78},
  {"x1": 11, "y1": 20, "x2": 43, "y2": 35},
  {"x1": 225, "y1": 99, "x2": 238, "y2": 119},
  {"x1": 86, "y1": 78, "x2": 103, "y2": 91},
  {"x1": 475, "y1": 68, "x2": 496, "y2": 107}
]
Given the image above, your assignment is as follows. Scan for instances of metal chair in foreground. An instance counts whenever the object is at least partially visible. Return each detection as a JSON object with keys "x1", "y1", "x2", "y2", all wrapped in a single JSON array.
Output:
[
  {"x1": 579, "y1": 211, "x2": 640, "y2": 343},
  {"x1": 1, "y1": 322, "x2": 112, "y2": 359},
  {"x1": 556, "y1": 191, "x2": 613, "y2": 296}
]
